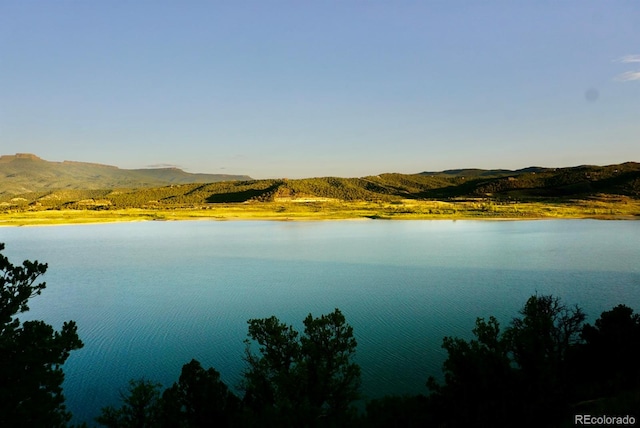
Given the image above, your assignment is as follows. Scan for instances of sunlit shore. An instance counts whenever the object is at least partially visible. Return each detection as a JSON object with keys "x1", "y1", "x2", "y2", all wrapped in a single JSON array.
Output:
[{"x1": 1, "y1": 199, "x2": 639, "y2": 226}]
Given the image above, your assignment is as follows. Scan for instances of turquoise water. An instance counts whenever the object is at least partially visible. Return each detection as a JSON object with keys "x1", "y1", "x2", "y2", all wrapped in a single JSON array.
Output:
[{"x1": 1, "y1": 220, "x2": 639, "y2": 423}]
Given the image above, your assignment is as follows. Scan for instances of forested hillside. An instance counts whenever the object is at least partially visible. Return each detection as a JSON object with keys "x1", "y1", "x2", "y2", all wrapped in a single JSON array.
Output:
[{"x1": 1, "y1": 161, "x2": 639, "y2": 211}]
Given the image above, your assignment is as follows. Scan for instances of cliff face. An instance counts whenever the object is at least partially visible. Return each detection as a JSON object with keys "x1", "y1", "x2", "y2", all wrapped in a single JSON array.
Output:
[{"x1": 0, "y1": 153, "x2": 44, "y2": 162}]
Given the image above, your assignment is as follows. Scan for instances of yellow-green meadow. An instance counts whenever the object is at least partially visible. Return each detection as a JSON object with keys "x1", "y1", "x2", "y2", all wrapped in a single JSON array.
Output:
[{"x1": 2, "y1": 199, "x2": 639, "y2": 227}]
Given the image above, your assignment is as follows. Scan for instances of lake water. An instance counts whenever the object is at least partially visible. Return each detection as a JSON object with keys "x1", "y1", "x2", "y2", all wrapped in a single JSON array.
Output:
[{"x1": 1, "y1": 219, "x2": 639, "y2": 424}]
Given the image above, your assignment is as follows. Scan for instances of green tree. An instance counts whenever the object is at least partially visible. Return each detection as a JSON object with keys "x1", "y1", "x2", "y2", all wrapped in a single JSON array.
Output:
[
  {"x1": 427, "y1": 295, "x2": 586, "y2": 427},
  {"x1": 426, "y1": 316, "x2": 515, "y2": 426},
  {"x1": 0, "y1": 242, "x2": 84, "y2": 427},
  {"x1": 242, "y1": 308, "x2": 360, "y2": 427},
  {"x1": 505, "y1": 294, "x2": 585, "y2": 408},
  {"x1": 160, "y1": 359, "x2": 240, "y2": 427},
  {"x1": 96, "y1": 378, "x2": 162, "y2": 428},
  {"x1": 580, "y1": 304, "x2": 640, "y2": 395},
  {"x1": 242, "y1": 314, "x2": 301, "y2": 424}
]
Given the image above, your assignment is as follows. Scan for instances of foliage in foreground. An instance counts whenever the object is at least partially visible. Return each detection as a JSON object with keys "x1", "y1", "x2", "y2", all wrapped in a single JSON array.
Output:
[
  {"x1": 0, "y1": 243, "x2": 84, "y2": 427},
  {"x1": 96, "y1": 296, "x2": 640, "y2": 428},
  {"x1": 95, "y1": 309, "x2": 360, "y2": 428},
  {"x1": 242, "y1": 309, "x2": 360, "y2": 427},
  {"x1": 423, "y1": 296, "x2": 640, "y2": 427}
]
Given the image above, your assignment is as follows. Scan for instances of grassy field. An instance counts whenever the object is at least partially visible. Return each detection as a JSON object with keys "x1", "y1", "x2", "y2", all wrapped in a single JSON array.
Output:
[{"x1": 1, "y1": 199, "x2": 639, "y2": 226}]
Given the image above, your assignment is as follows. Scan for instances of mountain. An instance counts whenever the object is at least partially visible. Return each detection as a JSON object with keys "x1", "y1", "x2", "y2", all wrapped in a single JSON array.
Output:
[
  {"x1": 432, "y1": 162, "x2": 640, "y2": 199},
  {"x1": 2, "y1": 155, "x2": 639, "y2": 208},
  {"x1": 2, "y1": 160, "x2": 639, "y2": 210},
  {"x1": 0, "y1": 154, "x2": 252, "y2": 196},
  {"x1": 419, "y1": 166, "x2": 549, "y2": 178}
]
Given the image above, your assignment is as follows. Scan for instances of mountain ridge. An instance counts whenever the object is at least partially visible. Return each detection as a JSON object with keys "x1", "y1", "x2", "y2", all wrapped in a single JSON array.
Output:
[
  {"x1": 419, "y1": 166, "x2": 550, "y2": 178},
  {"x1": 1, "y1": 154, "x2": 639, "y2": 207},
  {"x1": 0, "y1": 153, "x2": 252, "y2": 196}
]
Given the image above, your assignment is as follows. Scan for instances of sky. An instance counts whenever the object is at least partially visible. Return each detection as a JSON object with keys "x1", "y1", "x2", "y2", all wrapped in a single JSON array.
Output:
[{"x1": 1, "y1": 1, "x2": 639, "y2": 179}]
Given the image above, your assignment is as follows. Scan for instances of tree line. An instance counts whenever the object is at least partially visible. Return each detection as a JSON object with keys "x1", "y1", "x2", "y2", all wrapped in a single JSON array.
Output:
[{"x1": 1, "y1": 243, "x2": 639, "y2": 427}]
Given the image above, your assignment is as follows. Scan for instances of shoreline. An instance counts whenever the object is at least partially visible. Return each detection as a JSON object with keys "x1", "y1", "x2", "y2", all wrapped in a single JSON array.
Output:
[
  {"x1": 2, "y1": 199, "x2": 639, "y2": 227},
  {"x1": 1, "y1": 209, "x2": 638, "y2": 228}
]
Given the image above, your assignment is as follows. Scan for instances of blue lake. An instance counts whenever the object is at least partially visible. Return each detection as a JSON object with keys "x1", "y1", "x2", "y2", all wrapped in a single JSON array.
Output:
[{"x1": 1, "y1": 219, "x2": 639, "y2": 424}]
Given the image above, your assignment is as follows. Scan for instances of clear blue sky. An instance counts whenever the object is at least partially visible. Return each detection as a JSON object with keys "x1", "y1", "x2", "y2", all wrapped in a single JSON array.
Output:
[{"x1": 1, "y1": 1, "x2": 638, "y2": 178}]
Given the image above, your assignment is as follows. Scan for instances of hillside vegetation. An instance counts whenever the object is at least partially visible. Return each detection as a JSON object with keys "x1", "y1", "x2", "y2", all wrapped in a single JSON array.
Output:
[
  {"x1": 1, "y1": 157, "x2": 639, "y2": 223},
  {"x1": 0, "y1": 153, "x2": 251, "y2": 196}
]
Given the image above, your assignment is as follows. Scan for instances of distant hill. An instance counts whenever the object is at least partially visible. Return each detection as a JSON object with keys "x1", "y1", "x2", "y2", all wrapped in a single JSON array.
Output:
[
  {"x1": 1, "y1": 155, "x2": 639, "y2": 209},
  {"x1": 419, "y1": 166, "x2": 549, "y2": 178},
  {"x1": 437, "y1": 162, "x2": 640, "y2": 199},
  {"x1": 0, "y1": 154, "x2": 252, "y2": 196}
]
